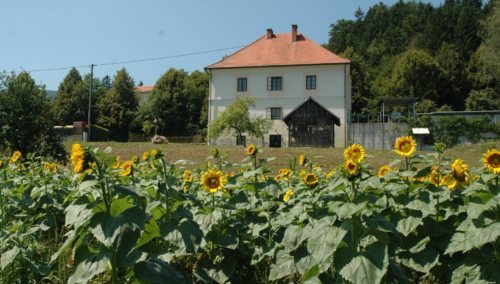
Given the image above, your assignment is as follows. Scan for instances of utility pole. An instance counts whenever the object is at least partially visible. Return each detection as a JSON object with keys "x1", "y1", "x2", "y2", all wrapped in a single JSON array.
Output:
[{"x1": 87, "y1": 64, "x2": 94, "y2": 142}]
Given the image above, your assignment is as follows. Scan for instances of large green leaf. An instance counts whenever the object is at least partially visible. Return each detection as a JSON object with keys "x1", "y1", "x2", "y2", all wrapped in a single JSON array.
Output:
[
  {"x1": 65, "y1": 202, "x2": 94, "y2": 229},
  {"x1": 283, "y1": 224, "x2": 311, "y2": 253},
  {"x1": 135, "y1": 218, "x2": 161, "y2": 248},
  {"x1": 1, "y1": 246, "x2": 20, "y2": 270},
  {"x1": 445, "y1": 222, "x2": 500, "y2": 255},
  {"x1": 307, "y1": 222, "x2": 349, "y2": 263},
  {"x1": 339, "y1": 255, "x2": 385, "y2": 284},
  {"x1": 365, "y1": 216, "x2": 397, "y2": 233},
  {"x1": 269, "y1": 250, "x2": 296, "y2": 281},
  {"x1": 399, "y1": 246, "x2": 440, "y2": 274},
  {"x1": 396, "y1": 216, "x2": 423, "y2": 237},
  {"x1": 205, "y1": 226, "x2": 239, "y2": 249},
  {"x1": 301, "y1": 264, "x2": 320, "y2": 283},
  {"x1": 90, "y1": 206, "x2": 147, "y2": 247},
  {"x1": 194, "y1": 209, "x2": 223, "y2": 233},
  {"x1": 134, "y1": 258, "x2": 184, "y2": 283},
  {"x1": 334, "y1": 202, "x2": 367, "y2": 220},
  {"x1": 67, "y1": 249, "x2": 110, "y2": 284}
]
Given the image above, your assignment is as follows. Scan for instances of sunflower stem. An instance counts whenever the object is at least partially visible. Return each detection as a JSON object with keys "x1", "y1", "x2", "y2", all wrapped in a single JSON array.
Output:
[
  {"x1": 212, "y1": 193, "x2": 215, "y2": 211},
  {"x1": 159, "y1": 158, "x2": 170, "y2": 219}
]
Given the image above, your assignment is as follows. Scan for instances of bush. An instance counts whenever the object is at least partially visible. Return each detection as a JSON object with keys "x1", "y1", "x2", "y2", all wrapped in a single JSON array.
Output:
[{"x1": 407, "y1": 114, "x2": 498, "y2": 147}]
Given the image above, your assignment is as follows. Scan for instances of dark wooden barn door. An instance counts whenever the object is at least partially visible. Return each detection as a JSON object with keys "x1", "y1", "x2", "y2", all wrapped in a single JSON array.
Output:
[{"x1": 284, "y1": 98, "x2": 340, "y2": 148}]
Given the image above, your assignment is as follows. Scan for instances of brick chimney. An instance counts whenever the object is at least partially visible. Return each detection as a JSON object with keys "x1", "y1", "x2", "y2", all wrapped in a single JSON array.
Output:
[
  {"x1": 266, "y1": 28, "x2": 274, "y2": 39},
  {"x1": 291, "y1": 24, "x2": 298, "y2": 42}
]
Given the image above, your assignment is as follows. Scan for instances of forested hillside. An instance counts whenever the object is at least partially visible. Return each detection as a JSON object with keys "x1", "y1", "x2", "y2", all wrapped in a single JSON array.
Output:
[{"x1": 326, "y1": 0, "x2": 500, "y2": 116}]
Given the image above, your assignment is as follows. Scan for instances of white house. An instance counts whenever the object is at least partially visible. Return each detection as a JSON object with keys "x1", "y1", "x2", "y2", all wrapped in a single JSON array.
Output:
[
  {"x1": 206, "y1": 25, "x2": 351, "y2": 148},
  {"x1": 134, "y1": 85, "x2": 154, "y2": 105}
]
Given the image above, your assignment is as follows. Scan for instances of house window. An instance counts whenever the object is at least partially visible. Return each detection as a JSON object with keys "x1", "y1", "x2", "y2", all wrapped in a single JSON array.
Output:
[
  {"x1": 237, "y1": 77, "x2": 247, "y2": 92},
  {"x1": 267, "y1": 107, "x2": 282, "y2": 120},
  {"x1": 267, "y1": 76, "x2": 282, "y2": 91},
  {"x1": 306, "y1": 75, "x2": 316, "y2": 90}
]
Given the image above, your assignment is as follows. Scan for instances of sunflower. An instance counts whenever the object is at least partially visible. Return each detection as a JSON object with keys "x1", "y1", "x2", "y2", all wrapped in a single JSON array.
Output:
[
  {"x1": 0, "y1": 160, "x2": 3, "y2": 168},
  {"x1": 150, "y1": 149, "x2": 160, "y2": 159},
  {"x1": 70, "y1": 144, "x2": 89, "y2": 174},
  {"x1": 120, "y1": 161, "x2": 134, "y2": 177},
  {"x1": 302, "y1": 173, "x2": 319, "y2": 187},
  {"x1": 211, "y1": 147, "x2": 220, "y2": 158},
  {"x1": 278, "y1": 168, "x2": 292, "y2": 179},
  {"x1": 283, "y1": 189, "x2": 294, "y2": 202},
  {"x1": 9, "y1": 150, "x2": 21, "y2": 164},
  {"x1": 394, "y1": 136, "x2": 417, "y2": 157},
  {"x1": 113, "y1": 158, "x2": 120, "y2": 169},
  {"x1": 483, "y1": 149, "x2": 499, "y2": 174},
  {"x1": 344, "y1": 159, "x2": 359, "y2": 176},
  {"x1": 43, "y1": 162, "x2": 57, "y2": 172},
  {"x1": 246, "y1": 144, "x2": 257, "y2": 156},
  {"x1": 326, "y1": 169, "x2": 336, "y2": 179},
  {"x1": 378, "y1": 165, "x2": 391, "y2": 178},
  {"x1": 183, "y1": 170, "x2": 193, "y2": 183},
  {"x1": 132, "y1": 156, "x2": 139, "y2": 164},
  {"x1": 299, "y1": 155, "x2": 307, "y2": 166},
  {"x1": 428, "y1": 166, "x2": 443, "y2": 186},
  {"x1": 200, "y1": 170, "x2": 227, "y2": 193},
  {"x1": 344, "y1": 144, "x2": 366, "y2": 162},
  {"x1": 142, "y1": 151, "x2": 149, "y2": 161},
  {"x1": 274, "y1": 174, "x2": 283, "y2": 182},
  {"x1": 448, "y1": 159, "x2": 470, "y2": 189}
]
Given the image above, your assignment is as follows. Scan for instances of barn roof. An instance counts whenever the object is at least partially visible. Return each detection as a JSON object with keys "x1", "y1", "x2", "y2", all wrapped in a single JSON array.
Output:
[{"x1": 283, "y1": 97, "x2": 340, "y2": 126}]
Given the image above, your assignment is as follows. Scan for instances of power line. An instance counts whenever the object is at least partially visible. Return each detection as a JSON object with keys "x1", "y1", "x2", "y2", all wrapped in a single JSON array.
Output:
[{"x1": 26, "y1": 45, "x2": 244, "y2": 73}]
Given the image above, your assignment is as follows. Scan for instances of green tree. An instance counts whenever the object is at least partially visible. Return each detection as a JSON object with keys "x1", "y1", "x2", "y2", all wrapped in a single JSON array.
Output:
[
  {"x1": 466, "y1": 0, "x2": 500, "y2": 110},
  {"x1": 186, "y1": 70, "x2": 209, "y2": 132},
  {"x1": 135, "y1": 68, "x2": 208, "y2": 137},
  {"x1": 96, "y1": 68, "x2": 137, "y2": 141},
  {"x1": 341, "y1": 47, "x2": 371, "y2": 115},
  {"x1": 0, "y1": 72, "x2": 65, "y2": 158},
  {"x1": 386, "y1": 49, "x2": 446, "y2": 104},
  {"x1": 52, "y1": 67, "x2": 86, "y2": 124},
  {"x1": 209, "y1": 97, "x2": 271, "y2": 146},
  {"x1": 466, "y1": 88, "x2": 500, "y2": 110}
]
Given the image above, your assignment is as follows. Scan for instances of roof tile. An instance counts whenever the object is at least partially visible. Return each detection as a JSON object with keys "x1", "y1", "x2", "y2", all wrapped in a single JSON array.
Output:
[{"x1": 206, "y1": 32, "x2": 349, "y2": 69}]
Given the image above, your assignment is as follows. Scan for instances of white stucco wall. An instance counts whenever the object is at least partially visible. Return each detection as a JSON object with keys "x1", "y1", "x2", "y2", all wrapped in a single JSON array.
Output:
[{"x1": 208, "y1": 64, "x2": 351, "y2": 147}]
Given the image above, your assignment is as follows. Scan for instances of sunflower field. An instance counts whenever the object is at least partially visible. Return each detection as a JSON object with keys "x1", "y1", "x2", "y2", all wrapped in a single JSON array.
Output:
[{"x1": 0, "y1": 138, "x2": 499, "y2": 283}]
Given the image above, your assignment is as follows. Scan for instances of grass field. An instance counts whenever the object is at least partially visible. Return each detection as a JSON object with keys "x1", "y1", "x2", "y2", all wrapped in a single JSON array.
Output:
[{"x1": 64, "y1": 140, "x2": 499, "y2": 171}]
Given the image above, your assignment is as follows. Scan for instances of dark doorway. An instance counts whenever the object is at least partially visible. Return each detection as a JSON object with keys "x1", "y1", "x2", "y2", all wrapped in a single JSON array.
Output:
[
  {"x1": 283, "y1": 97, "x2": 340, "y2": 147},
  {"x1": 236, "y1": 135, "x2": 246, "y2": 146},
  {"x1": 269, "y1": 135, "x2": 282, "y2": 148}
]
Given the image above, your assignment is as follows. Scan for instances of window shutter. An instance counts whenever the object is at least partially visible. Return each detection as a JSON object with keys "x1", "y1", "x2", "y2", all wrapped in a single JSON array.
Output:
[
  {"x1": 266, "y1": 108, "x2": 271, "y2": 119},
  {"x1": 267, "y1": 77, "x2": 271, "y2": 91}
]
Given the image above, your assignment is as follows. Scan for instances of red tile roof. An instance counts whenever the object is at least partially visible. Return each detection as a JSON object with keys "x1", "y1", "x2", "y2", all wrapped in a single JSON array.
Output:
[
  {"x1": 134, "y1": 86, "x2": 154, "y2": 92},
  {"x1": 206, "y1": 32, "x2": 349, "y2": 69}
]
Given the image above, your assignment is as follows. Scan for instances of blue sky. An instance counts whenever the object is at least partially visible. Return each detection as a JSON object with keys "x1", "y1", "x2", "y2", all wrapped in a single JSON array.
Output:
[{"x1": 1, "y1": 0, "x2": 443, "y2": 90}]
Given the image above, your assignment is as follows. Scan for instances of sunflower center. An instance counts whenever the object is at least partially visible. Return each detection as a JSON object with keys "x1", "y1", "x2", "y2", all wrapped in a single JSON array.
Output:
[
  {"x1": 488, "y1": 154, "x2": 500, "y2": 168},
  {"x1": 208, "y1": 177, "x2": 220, "y2": 188},
  {"x1": 351, "y1": 151, "x2": 360, "y2": 161},
  {"x1": 306, "y1": 175, "x2": 316, "y2": 182},
  {"x1": 400, "y1": 141, "x2": 411, "y2": 152},
  {"x1": 348, "y1": 163, "x2": 356, "y2": 171}
]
